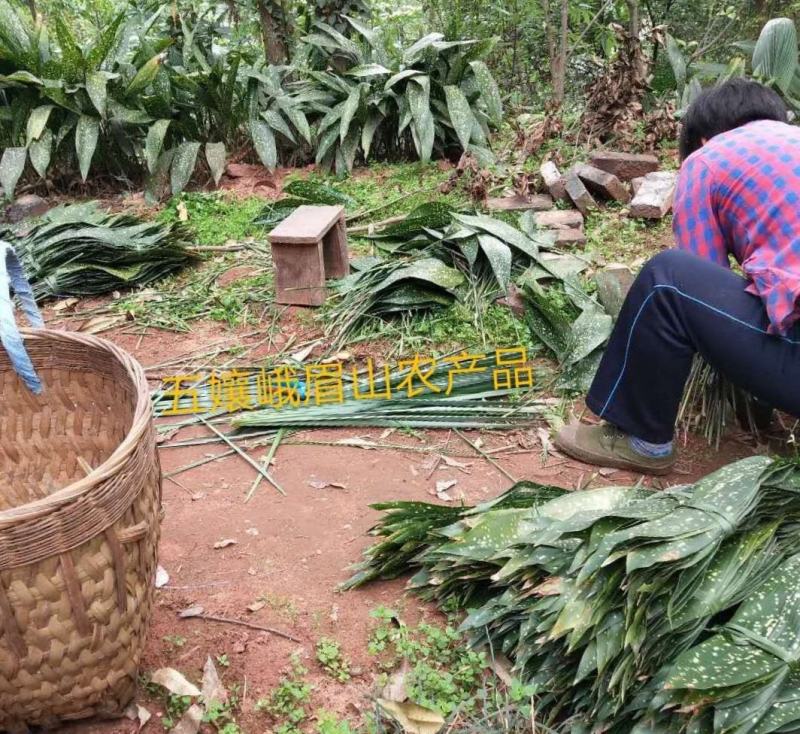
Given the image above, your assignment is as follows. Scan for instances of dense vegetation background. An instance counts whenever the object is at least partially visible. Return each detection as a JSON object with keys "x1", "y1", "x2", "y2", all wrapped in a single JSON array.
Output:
[{"x1": 0, "y1": 0, "x2": 798, "y2": 199}]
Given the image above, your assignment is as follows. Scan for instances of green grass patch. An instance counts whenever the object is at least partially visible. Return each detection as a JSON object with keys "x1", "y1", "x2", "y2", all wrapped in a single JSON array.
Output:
[
  {"x1": 292, "y1": 162, "x2": 470, "y2": 222},
  {"x1": 161, "y1": 192, "x2": 267, "y2": 246},
  {"x1": 584, "y1": 205, "x2": 671, "y2": 264}
]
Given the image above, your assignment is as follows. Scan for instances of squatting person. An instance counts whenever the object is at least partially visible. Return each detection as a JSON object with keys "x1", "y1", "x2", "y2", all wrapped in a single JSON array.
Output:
[{"x1": 555, "y1": 78, "x2": 800, "y2": 475}]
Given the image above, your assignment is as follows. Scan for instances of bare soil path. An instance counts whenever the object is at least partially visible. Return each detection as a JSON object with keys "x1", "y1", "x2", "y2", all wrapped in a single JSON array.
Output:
[{"x1": 47, "y1": 303, "x2": 760, "y2": 734}]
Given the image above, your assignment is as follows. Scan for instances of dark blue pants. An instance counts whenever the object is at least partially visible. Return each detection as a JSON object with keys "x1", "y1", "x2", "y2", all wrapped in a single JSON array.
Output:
[{"x1": 586, "y1": 250, "x2": 800, "y2": 443}]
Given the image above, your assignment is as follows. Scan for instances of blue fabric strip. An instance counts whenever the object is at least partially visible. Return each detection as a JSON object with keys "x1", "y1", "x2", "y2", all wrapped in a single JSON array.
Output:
[{"x1": 0, "y1": 242, "x2": 44, "y2": 394}]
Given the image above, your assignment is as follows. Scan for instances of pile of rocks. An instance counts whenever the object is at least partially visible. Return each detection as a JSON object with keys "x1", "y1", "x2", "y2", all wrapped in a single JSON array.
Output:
[{"x1": 487, "y1": 151, "x2": 678, "y2": 248}]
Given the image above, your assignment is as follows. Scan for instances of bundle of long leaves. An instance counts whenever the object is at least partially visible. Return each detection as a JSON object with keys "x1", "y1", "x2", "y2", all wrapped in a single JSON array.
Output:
[
  {"x1": 230, "y1": 354, "x2": 547, "y2": 430},
  {"x1": 346, "y1": 456, "x2": 800, "y2": 733},
  {"x1": 254, "y1": 179, "x2": 354, "y2": 228},
  {"x1": 3, "y1": 201, "x2": 196, "y2": 298},
  {"x1": 519, "y1": 266, "x2": 612, "y2": 393},
  {"x1": 326, "y1": 206, "x2": 573, "y2": 347}
]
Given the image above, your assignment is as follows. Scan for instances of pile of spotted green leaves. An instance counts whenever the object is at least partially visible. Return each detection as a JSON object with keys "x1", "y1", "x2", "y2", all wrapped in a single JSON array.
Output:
[
  {"x1": 346, "y1": 456, "x2": 800, "y2": 733},
  {"x1": 328, "y1": 203, "x2": 612, "y2": 380},
  {"x1": 1, "y1": 201, "x2": 196, "y2": 299}
]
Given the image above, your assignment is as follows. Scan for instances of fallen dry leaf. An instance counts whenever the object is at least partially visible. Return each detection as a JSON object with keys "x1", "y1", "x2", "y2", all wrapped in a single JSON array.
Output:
[
  {"x1": 124, "y1": 703, "x2": 151, "y2": 731},
  {"x1": 289, "y1": 341, "x2": 320, "y2": 363},
  {"x1": 172, "y1": 703, "x2": 203, "y2": 734},
  {"x1": 434, "y1": 479, "x2": 457, "y2": 501},
  {"x1": 179, "y1": 604, "x2": 205, "y2": 618},
  {"x1": 155, "y1": 565, "x2": 169, "y2": 588},
  {"x1": 321, "y1": 350, "x2": 352, "y2": 364},
  {"x1": 487, "y1": 654, "x2": 515, "y2": 687},
  {"x1": 78, "y1": 315, "x2": 124, "y2": 334},
  {"x1": 52, "y1": 297, "x2": 78, "y2": 312},
  {"x1": 213, "y1": 538, "x2": 237, "y2": 549},
  {"x1": 440, "y1": 455, "x2": 472, "y2": 472},
  {"x1": 177, "y1": 201, "x2": 189, "y2": 222},
  {"x1": 381, "y1": 660, "x2": 411, "y2": 702},
  {"x1": 247, "y1": 600, "x2": 266, "y2": 613},
  {"x1": 537, "y1": 427, "x2": 555, "y2": 455},
  {"x1": 201, "y1": 656, "x2": 227, "y2": 707},
  {"x1": 377, "y1": 699, "x2": 445, "y2": 734},
  {"x1": 150, "y1": 668, "x2": 201, "y2": 697},
  {"x1": 308, "y1": 479, "x2": 347, "y2": 490}
]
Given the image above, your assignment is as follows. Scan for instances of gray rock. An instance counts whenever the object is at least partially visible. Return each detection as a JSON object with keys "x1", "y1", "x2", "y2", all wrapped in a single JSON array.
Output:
[{"x1": 6, "y1": 194, "x2": 49, "y2": 223}]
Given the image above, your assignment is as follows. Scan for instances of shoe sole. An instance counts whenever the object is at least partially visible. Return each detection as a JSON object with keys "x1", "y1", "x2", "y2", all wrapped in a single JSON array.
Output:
[{"x1": 553, "y1": 431, "x2": 676, "y2": 477}]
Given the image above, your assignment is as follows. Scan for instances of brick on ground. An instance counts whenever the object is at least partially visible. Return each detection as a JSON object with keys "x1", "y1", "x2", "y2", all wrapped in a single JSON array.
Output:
[
  {"x1": 540, "y1": 161, "x2": 567, "y2": 201},
  {"x1": 487, "y1": 193, "x2": 553, "y2": 212},
  {"x1": 533, "y1": 210, "x2": 584, "y2": 230},
  {"x1": 564, "y1": 169, "x2": 598, "y2": 216},
  {"x1": 630, "y1": 171, "x2": 677, "y2": 219},
  {"x1": 552, "y1": 228, "x2": 587, "y2": 247},
  {"x1": 575, "y1": 164, "x2": 630, "y2": 204},
  {"x1": 589, "y1": 151, "x2": 659, "y2": 182}
]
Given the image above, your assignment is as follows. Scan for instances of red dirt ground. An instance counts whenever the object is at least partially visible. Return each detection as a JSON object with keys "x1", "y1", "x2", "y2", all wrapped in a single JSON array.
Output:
[{"x1": 47, "y1": 303, "x2": 763, "y2": 734}]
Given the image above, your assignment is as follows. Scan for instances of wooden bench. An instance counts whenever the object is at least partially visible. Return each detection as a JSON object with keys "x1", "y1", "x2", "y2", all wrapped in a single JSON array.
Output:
[{"x1": 268, "y1": 205, "x2": 349, "y2": 306}]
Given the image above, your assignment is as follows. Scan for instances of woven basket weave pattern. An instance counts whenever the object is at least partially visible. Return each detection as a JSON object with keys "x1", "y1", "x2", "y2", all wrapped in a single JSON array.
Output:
[{"x1": 0, "y1": 329, "x2": 161, "y2": 730}]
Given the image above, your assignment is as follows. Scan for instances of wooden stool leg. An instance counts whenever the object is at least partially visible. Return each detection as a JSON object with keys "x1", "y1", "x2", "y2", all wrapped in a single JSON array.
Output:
[
  {"x1": 272, "y1": 240, "x2": 326, "y2": 306},
  {"x1": 322, "y1": 216, "x2": 350, "y2": 279}
]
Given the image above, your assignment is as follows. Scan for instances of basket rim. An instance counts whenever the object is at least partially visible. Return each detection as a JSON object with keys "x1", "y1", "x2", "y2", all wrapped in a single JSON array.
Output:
[{"x1": 0, "y1": 327, "x2": 152, "y2": 530}]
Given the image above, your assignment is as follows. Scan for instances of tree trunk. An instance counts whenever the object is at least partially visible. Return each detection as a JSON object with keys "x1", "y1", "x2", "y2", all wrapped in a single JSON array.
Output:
[
  {"x1": 626, "y1": 0, "x2": 641, "y2": 38},
  {"x1": 257, "y1": 0, "x2": 288, "y2": 65},
  {"x1": 551, "y1": 0, "x2": 568, "y2": 105},
  {"x1": 26, "y1": 0, "x2": 36, "y2": 18},
  {"x1": 541, "y1": 0, "x2": 556, "y2": 81}
]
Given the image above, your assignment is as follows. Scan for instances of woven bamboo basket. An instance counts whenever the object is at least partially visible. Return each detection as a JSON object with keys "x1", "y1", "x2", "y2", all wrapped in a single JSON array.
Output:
[{"x1": 0, "y1": 245, "x2": 162, "y2": 730}]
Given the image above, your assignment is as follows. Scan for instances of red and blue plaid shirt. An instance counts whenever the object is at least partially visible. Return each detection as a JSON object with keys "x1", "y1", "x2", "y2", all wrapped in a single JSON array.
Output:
[{"x1": 672, "y1": 119, "x2": 800, "y2": 334}]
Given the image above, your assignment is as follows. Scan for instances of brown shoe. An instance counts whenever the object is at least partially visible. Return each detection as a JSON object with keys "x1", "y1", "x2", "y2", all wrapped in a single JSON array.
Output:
[{"x1": 554, "y1": 422, "x2": 676, "y2": 476}]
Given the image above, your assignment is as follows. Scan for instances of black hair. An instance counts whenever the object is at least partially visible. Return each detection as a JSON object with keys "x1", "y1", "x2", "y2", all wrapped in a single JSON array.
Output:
[{"x1": 679, "y1": 78, "x2": 788, "y2": 160}]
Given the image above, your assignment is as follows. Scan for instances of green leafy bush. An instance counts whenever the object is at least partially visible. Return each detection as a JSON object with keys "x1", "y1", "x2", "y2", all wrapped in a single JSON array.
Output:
[
  {"x1": 297, "y1": 19, "x2": 503, "y2": 174},
  {"x1": 667, "y1": 16, "x2": 800, "y2": 115},
  {"x1": 0, "y1": 3, "x2": 503, "y2": 196}
]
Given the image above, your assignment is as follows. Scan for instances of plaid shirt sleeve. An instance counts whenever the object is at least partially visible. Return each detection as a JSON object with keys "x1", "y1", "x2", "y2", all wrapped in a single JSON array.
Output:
[{"x1": 672, "y1": 156, "x2": 729, "y2": 268}]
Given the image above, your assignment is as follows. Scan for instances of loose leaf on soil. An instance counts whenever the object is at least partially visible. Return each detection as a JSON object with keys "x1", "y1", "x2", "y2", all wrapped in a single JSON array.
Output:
[
  {"x1": 150, "y1": 668, "x2": 201, "y2": 697},
  {"x1": 476, "y1": 233, "x2": 512, "y2": 292},
  {"x1": 377, "y1": 699, "x2": 445, "y2": 734},
  {"x1": 201, "y1": 656, "x2": 227, "y2": 707}
]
